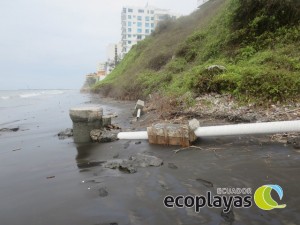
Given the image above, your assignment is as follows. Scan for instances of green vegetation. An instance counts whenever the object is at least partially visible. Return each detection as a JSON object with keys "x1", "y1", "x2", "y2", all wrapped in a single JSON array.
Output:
[{"x1": 93, "y1": 0, "x2": 300, "y2": 103}]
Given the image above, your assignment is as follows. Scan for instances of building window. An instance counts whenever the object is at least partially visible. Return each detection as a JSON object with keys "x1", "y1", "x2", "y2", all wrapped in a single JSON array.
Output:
[
  {"x1": 123, "y1": 8, "x2": 126, "y2": 13},
  {"x1": 145, "y1": 23, "x2": 149, "y2": 27},
  {"x1": 128, "y1": 8, "x2": 133, "y2": 12},
  {"x1": 128, "y1": 21, "x2": 132, "y2": 26},
  {"x1": 128, "y1": 28, "x2": 132, "y2": 32},
  {"x1": 128, "y1": 41, "x2": 132, "y2": 44},
  {"x1": 137, "y1": 35, "x2": 142, "y2": 40},
  {"x1": 137, "y1": 16, "x2": 142, "y2": 21},
  {"x1": 145, "y1": 29, "x2": 150, "y2": 34},
  {"x1": 138, "y1": 9, "x2": 144, "y2": 13},
  {"x1": 137, "y1": 28, "x2": 142, "y2": 33},
  {"x1": 145, "y1": 16, "x2": 149, "y2": 21},
  {"x1": 151, "y1": 29, "x2": 154, "y2": 33},
  {"x1": 151, "y1": 23, "x2": 154, "y2": 28},
  {"x1": 128, "y1": 15, "x2": 131, "y2": 19},
  {"x1": 128, "y1": 34, "x2": 132, "y2": 38},
  {"x1": 137, "y1": 22, "x2": 142, "y2": 27},
  {"x1": 151, "y1": 17, "x2": 154, "y2": 20},
  {"x1": 150, "y1": 10, "x2": 154, "y2": 14}
]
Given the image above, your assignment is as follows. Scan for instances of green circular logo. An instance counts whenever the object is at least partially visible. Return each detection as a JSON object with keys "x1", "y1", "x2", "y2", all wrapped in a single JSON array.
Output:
[{"x1": 254, "y1": 185, "x2": 286, "y2": 210}]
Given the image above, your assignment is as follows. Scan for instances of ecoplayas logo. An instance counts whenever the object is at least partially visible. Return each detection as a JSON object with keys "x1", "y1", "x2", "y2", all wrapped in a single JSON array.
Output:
[
  {"x1": 163, "y1": 184, "x2": 286, "y2": 213},
  {"x1": 254, "y1": 185, "x2": 286, "y2": 210}
]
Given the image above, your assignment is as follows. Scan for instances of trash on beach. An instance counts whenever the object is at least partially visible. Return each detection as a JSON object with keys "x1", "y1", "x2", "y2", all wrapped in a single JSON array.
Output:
[
  {"x1": 46, "y1": 176, "x2": 55, "y2": 179},
  {"x1": 57, "y1": 128, "x2": 73, "y2": 140}
]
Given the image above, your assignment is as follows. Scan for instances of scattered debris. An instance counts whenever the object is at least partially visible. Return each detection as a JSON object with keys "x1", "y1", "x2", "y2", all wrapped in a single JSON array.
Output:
[
  {"x1": 168, "y1": 163, "x2": 178, "y2": 169},
  {"x1": 95, "y1": 223, "x2": 118, "y2": 225},
  {"x1": 0, "y1": 127, "x2": 19, "y2": 132},
  {"x1": 135, "y1": 141, "x2": 142, "y2": 145},
  {"x1": 221, "y1": 209, "x2": 235, "y2": 224},
  {"x1": 113, "y1": 153, "x2": 119, "y2": 159},
  {"x1": 106, "y1": 124, "x2": 121, "y2": 130},
  {"x1": 90, "y1": 129, "x2": 119, "y2": 143},
  {"x1": 103, "y1": 153, "x2": 163, "y2": 174},
  {"x1": 119, "y1": 161, "x2": 138, "y2": 174},
  {"x1": 207, "y1": 65, "x2": 226, "y2": 74},
  {"x1": 107, "y1": 112, "x2": 118, "y2": 118},
  {"x1": 196, "y1": 178, "x2": 213, "y2": 188},
  {"x1": 173, "y1": 146, "x2": 204, "y2": 154},
  {"x1": 99, "y1": 187, "x2": 108, "y2": 197},
  {"x1": 77, "y1": 161, "x2": 106, "y2": 169},
  {"x1": 123, "y1": 141, "x2": 131, "y2": 149},
  {"x1": 130, "y1": 153, "x2": 163, "y2": 167},
  {"x1": 287, "y1": 136, "x2": 300, "y2": 149},
  {"x1": 47, "y1": 176, "x2": 55, "y2": 179},
  {"x1": 57, "y1": 128, "x2": 73, "y2": 140},
  {"x1": 12, "y1": 148, "x2": 21, "y2": 152}
]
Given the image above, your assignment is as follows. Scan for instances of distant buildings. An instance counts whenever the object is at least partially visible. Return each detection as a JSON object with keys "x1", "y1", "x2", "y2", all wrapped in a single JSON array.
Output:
[
  {"x1": 92, "y1": 4, "x2": 180, "y2": 80},
  {"x1": 105, "y1": 42, "x2": 122, "y2": 74},
  {"x1": 121, "y1": 4, "x2": 180, "y2": 56},
  {"x1": 106, "y1": 42, "x2": 122, "y2": 63},
  {"x1": 197, "y1": 0, "x2": 209, "y2": 8}
]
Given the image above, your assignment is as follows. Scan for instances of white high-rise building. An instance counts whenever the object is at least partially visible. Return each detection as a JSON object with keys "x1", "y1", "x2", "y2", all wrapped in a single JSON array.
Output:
[{"x1": 121, "y1": 5, "x2": 180, "y2": 56}]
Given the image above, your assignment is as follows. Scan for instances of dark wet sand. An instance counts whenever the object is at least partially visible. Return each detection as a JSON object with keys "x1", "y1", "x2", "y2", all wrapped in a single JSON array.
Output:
[{"x1": 0, "y1": 91, "x2": 299, "y2": 225}]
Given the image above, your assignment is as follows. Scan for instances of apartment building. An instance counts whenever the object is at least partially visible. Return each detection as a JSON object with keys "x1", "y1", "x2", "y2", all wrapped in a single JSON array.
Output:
[{"x1": 121, "y1": 5, "x2": 180, "y2": 56}]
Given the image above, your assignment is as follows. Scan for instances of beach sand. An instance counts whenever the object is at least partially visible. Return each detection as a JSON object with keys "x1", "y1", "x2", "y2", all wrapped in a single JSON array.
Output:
[{"x1": 0, "y1": 90, "x2": 299, "y2": 225}]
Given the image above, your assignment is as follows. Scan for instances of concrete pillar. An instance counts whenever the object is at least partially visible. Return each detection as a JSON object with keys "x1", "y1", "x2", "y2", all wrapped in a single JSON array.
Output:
[
  {"x1": 102, "y1": 115, "x2": 112, "y2": 127},
  {"x1": 69, "y1": 106, "x2": 103, "y2": 143},
  {"x1": 133, "y1": 99, "x2": 145, "y2": 116}
]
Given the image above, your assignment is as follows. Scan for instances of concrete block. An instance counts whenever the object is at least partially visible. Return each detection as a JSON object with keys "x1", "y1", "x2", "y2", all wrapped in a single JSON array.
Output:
[
  {"x1": 147, "y1": 123, "x2": 197, "y2": 147},
  {"x1": 69, "y1": 106, "x2": 103, "y2": 143},
  {"x1": 102, "y1": 115, "x2": 112, "y2": 127}
]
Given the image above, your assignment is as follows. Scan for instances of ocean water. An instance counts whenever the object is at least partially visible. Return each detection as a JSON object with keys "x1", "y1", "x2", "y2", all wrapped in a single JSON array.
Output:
[
  {"x1": 0, "y1": 89, "x2": 65, "y2": 100},
  {"x1": 0, "y1": 89, "x2": 87, "y2": 126}
]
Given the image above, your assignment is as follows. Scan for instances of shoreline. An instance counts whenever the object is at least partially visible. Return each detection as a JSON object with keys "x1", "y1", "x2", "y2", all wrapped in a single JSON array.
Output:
[{"x1": 0, "y1": 91, "x2": 299, "y2": 225}]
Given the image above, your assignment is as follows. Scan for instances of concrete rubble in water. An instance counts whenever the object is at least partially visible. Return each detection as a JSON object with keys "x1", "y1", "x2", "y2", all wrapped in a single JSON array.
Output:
[{"x1": 103, "y1": 153, "x2": 163, "y2": 174}]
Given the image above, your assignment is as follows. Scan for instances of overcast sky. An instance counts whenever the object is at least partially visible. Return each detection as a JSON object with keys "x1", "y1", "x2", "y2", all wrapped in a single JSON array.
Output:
[{"x1": 0, "y1": 0, "x2": 197, "y2": 90}]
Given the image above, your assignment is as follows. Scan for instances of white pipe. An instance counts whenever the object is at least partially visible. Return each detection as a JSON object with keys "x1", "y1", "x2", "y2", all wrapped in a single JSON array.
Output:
[
  {"x1": 194, "y1": 120, "x2": 300, "y2": 137},
  {"x1": 137, "y1": 109, "x2": 141, "y2": 119},
  {"x1": 118, "y1": 131, "x2": 148, "y2": 140},
  {"x1": 117, "y1": 120, "x2": 300, "y2": 140}
]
